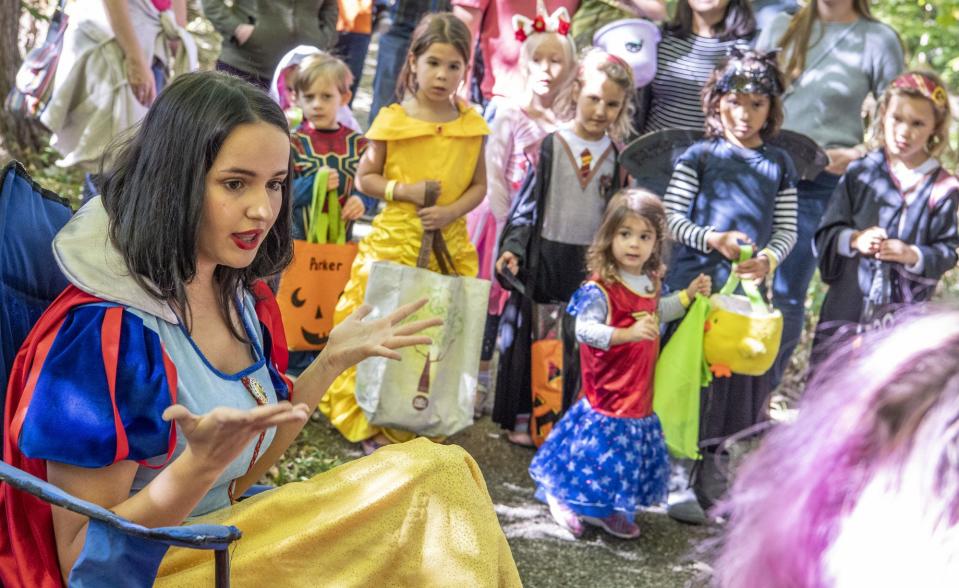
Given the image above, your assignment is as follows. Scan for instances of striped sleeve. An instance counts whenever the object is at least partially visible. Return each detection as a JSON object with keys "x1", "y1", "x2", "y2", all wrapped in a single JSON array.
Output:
[
  {"x1": 761, "y1": 185, "x2": 799, "y2": 266},
  {"x1": 664, "y1": 162, "x2": 713, "y2": 252}
]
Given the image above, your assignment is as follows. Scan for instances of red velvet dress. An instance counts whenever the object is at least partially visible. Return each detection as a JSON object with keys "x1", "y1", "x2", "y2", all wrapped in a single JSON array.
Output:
[{"x1": 579, "y1": 280, "x2": 658, "y2": 418}]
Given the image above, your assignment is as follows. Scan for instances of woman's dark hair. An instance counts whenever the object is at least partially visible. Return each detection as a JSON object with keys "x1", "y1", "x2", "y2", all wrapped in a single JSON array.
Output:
[
  {"x1": 98, "y1": 71, "x2": 294, "y2": 338},
  {"x1": 395, "y1": 12, "x2": 472, "y2": 101},
  {"x1": 665, "y1": 0, "x2": 756, "y2": 42}
]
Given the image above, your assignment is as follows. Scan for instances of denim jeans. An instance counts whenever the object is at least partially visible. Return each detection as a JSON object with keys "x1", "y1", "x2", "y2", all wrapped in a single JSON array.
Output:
[
  {"x1": 334, "y1": 32, "x2": 372, "y2": 105},
  {"x1": 369, "y1": 0, "x2": 451, "y2": 121},
  {"x1": 770, "y1": 171, "x2": 840, "y2": 387}
]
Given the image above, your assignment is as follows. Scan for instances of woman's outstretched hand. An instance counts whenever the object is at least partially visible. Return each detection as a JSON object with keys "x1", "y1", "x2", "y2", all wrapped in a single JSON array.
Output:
[
  {"x1": 162, "y1": 402, "x2": 310, "y2": 471},
  {"x1": 322, "y1": 298, "x2": 443, "y2": 374}
]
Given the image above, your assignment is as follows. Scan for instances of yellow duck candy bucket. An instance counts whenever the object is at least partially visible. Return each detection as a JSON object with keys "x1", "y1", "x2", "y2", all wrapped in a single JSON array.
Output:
[{"x1": 703, "y1": 245, "x2": 783, "y2": 377}]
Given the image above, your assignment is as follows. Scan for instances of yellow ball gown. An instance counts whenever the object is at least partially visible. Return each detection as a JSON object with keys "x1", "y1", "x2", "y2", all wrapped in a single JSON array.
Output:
[
  {"x1": 319, "y1": 103, "x2": 489, "y2": 443},
  {"x1": 156, "y1": 439, "x2": 521, "y2": 587}
]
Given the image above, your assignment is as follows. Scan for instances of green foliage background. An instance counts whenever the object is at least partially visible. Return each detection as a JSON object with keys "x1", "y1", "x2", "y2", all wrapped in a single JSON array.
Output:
[{"x1": 873, "y1": 0, "x2": 959, "y2": 91}]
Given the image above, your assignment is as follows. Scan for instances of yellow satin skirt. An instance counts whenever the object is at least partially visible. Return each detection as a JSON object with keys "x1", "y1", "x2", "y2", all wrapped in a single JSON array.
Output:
[
  {"x1": 318, "y1": 205, "x2": 478, "y2": 443},
  {"x1": 156, "y1": 439, "x2": 520, "y2": 587}
]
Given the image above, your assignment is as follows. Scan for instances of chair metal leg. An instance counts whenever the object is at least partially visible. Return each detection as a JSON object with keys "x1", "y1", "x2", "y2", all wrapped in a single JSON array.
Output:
[{"x1": 214, "y1": 548, "x2": 230, "y2": 588}]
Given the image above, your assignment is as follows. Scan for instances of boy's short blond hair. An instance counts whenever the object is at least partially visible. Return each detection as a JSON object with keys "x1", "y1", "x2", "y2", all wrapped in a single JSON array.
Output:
[{"x1": 292, "y1": 53, "x2": 353, "y2": 96}]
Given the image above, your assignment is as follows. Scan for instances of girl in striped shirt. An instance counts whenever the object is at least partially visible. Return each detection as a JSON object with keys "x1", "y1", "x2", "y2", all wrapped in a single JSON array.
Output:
[{"x1": 661, "y1": 47, "x2": 798, "y2": 523}]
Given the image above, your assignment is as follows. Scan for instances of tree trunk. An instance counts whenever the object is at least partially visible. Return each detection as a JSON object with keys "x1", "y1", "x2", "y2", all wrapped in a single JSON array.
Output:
[{"x1": 0, "y1": 0, "x2": 46, "y2": 162}]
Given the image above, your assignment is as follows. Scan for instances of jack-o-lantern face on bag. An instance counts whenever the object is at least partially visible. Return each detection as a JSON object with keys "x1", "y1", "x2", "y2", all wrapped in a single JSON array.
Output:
[
  {"x1": 277, "y1": 242, "x2": 358, "y2": 351},
  {"x1": 290, "y1": 286, "x2": 344, "y2": 346}
]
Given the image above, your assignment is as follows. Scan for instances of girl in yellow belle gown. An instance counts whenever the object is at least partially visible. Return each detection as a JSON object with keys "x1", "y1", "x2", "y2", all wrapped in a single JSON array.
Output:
[{"x1": 319, "y1": 13, "x2": 490, "y2": 446}]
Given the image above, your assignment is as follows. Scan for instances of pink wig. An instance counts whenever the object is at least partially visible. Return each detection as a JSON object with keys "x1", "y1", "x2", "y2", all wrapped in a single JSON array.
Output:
[{"x1": 712, "y1": 308, "x2": 959, "y2": 587}]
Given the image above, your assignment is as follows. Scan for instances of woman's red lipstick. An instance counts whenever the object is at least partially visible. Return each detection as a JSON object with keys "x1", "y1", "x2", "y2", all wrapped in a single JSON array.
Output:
[{"x1": 231, "y1": 230, "x2": 262, "y2": 250}]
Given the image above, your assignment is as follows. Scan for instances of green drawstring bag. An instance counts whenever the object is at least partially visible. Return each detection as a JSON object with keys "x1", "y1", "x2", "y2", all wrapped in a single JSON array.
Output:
[
  {"x1": 305, "y1": 169, "x2": 346, "y2": 245},
  {"x1": 277, "y1": 169, "x2": 357, "y2": 350},
  {"x1": 653, "y1": 295, "x2": 712, "y2": 460}
]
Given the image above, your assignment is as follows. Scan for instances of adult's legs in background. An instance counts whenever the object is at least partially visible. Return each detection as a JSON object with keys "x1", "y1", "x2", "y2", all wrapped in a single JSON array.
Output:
[
  {"x1": 334, "y1": 32, "x2": 373, "y2": 105},
  {"x1": 770, "y1": 171, "x2": 840, "y2": 388},
  {"x1": 369, "y1": 0, "x2": 451, "y2": 120}
]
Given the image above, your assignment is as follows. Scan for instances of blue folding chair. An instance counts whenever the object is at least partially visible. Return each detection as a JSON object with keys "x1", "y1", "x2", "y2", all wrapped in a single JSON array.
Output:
[{"x1": 0, "y1": 161, "x2": 242, "y2": 587}]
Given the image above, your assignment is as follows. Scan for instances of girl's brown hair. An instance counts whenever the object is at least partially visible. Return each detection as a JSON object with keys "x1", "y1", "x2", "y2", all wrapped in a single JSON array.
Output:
[
  {"x1": 395, "y1": 12, "x2": 471, "y2": 102},
  {"x1": 775, "y1": 0, "x2": 877, "y2": 83},
  {"x1": 702, "y1": 49, "x2": 786, "y2": 141},
  {"x1": 586, "y1": 189, "x2": 668, "y2": 283},
  {"x1": 868, "y1": 70, "x2": 954, "y2": 158},
  {"x1": 560, "y1": 48, "x2": 636, "y2": 142}
]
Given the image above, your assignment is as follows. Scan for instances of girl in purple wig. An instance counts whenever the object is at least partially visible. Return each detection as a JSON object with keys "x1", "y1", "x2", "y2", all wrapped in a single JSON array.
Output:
[{"x1": 713, "y1": 309, "x2": 959, "y2": 587}]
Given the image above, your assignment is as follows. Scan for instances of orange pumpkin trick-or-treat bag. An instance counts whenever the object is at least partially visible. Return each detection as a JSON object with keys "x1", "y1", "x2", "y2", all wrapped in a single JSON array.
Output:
[{"x1": 277, "y1": 170, "x2": 358, "y2": 351}]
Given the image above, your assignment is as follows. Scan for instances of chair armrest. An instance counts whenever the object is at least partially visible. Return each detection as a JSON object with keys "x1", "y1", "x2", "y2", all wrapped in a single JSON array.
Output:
[{"x1": 0, "y1": 460, "x2": 241, "y2": 549}]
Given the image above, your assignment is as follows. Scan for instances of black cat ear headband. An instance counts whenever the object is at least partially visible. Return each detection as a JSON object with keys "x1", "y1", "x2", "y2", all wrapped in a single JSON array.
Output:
[{"x1": 715, "y1": 46, "x2": 784, "y2": 97}]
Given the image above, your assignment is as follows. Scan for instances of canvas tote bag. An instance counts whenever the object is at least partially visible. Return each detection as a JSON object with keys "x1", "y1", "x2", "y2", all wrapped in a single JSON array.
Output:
[{"x1": 355, "y1": 198, "x2": 490, "y2": 437}]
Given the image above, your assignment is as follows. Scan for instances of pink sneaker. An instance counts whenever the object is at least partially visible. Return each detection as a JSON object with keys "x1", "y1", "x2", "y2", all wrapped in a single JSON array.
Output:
[
  {"x1": 545, "y1": 495, "x2": 584, "y2": 537},
  {"x1": 582, "y1": 513, "x2": 641, "y2": 539}
]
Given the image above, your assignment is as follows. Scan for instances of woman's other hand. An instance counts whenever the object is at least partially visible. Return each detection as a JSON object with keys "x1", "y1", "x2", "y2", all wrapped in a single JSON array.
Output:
[{"x1": 162, "y1": 402, "x2": 310, "y2": 471}]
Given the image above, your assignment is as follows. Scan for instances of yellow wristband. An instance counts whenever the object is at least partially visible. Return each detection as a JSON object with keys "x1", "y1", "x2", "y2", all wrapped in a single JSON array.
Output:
[
  {"x1": 678, "y1": 289, "x2": 691, "y2": 308},
  {"x1": 384, "y1": 180, "x2": 397, "y2": 202}
]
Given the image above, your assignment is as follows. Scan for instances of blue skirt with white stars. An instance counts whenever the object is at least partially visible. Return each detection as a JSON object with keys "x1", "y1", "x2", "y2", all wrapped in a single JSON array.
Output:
[{"x1": 529, "y1": 398, "x2": 670, "y2": 521}]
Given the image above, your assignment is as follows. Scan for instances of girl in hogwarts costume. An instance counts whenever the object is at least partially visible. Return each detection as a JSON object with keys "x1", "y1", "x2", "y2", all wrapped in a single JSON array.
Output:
[
  {"x1": 467, "y1": 1, "x2": 578, "y2": 426},
  {"x1": 812, "y1": 71, "x2": 959, "y2": 354},
  {"x1": 318, "y1": 13, "x2": 490, "y2": 452},
  {"x1": 530, "y1": 190, "x2": 710, "y2": 539},
  {"x1": 660, "y1": 48, "x2": 798, "y2": 523},
  {"x1": 492, "y1": 49, "x2": 634, "y2": 445},
  {"x1": 755, "y1": 0, "x2": 904, "y2": 387},
  {"x1": 0, "y1": 71, "x2": 520, "y2": 587}
]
